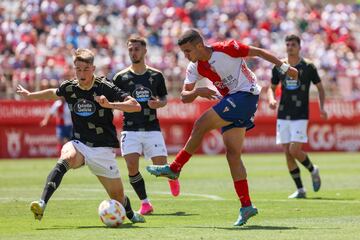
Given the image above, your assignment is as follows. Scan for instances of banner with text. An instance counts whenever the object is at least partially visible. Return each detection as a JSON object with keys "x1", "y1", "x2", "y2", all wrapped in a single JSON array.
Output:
[{"x1": 0, "y1": 99, "x2": 359, "y2": 158}]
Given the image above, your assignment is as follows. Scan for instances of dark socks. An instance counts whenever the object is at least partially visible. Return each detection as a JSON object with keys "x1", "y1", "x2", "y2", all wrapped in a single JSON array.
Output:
[
  {"x1": 289, "y1": 168, "x2": 303, "y2": 189},
  {"x1": 300, "y1": 156, "x2": 314, "y2": 173},
  {"x1": 129, "y1": 172, "x2": 147, "y2": 200},
  {"x1": 41, "y1": 160, "x2": 69, "y2": 203},
  {"x1": 123, "y1": 196, "x2": 134, "y2": 219}
]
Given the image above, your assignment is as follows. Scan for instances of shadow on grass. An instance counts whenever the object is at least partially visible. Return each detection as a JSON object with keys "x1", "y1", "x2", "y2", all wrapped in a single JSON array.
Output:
[
  {"x1": 187, "y1": 225, "x2": 341, "y2": 231},
  {"x1": 186, "y1": 225, "x2": 298, "y2": 231},
  {"x1": 235, "y1": 225, "x2": 341, "y2": 231},
  {"x1": 149, "y1": 211, "x2": 198, "y2": 217},
  {"x1": 36, "y1": 223, "x2": 142, "y2": 230},
  {"x1": 306, "y1": 197, "x2": 356, "y2": 201}
]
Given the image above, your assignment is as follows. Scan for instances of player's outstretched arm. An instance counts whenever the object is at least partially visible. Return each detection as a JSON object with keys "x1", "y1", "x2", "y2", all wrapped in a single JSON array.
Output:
[
  {"x1": 95, "y1": 95, "x2": 141, "y2": 113},
  {"x1": 247, "y1": 47, "x2": 298, "y2": 79},
  {"x1": 180, "y1": 83, "x2": 218, "y2": 103},
  {"x1": 16, "y1": 85, "x2": 58, "y2": 100}
]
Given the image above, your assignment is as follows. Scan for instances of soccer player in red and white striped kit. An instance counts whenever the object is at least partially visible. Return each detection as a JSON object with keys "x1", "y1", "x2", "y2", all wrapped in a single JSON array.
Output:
[{"x1": 147, "y1": 29, "x2": 298, "y2": 226}]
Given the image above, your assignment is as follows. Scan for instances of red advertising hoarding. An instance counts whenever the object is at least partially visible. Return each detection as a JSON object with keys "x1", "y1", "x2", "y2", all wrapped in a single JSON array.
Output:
[{"x1": 0, "y1": 99, "x2": 359, "y2": 158}]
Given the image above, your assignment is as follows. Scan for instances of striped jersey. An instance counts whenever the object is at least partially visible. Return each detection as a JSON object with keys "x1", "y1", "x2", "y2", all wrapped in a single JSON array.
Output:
[{"x1": 184, "y1": 40, "x2": 261, "y2": 96}]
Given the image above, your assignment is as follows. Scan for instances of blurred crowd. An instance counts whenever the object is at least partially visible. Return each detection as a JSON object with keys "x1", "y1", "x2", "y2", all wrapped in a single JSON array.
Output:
[{"x1": 0, "y1": 0, "x2": 359, "y2": 99}]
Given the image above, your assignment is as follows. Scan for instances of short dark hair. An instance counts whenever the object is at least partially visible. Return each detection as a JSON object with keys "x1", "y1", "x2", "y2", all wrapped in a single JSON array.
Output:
[
  {"x1": 127, "y1": 36, "x2": 147, "y2": 47},
  {"x1": 178, "y1": 29, "x2": 204, "y2": 46},
  {"x1": 285, "y1": 34, "x2": 301, "y2": 46},
  {"x1": 73, "y1": 48, "x2": 94, "y2": 64}
]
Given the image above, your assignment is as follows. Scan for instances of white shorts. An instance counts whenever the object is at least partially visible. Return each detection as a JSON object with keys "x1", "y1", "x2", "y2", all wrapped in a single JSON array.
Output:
[
  {"x1": 276, "y1": 119, "x2": 308, "y2": 144},
  {"x1": 120, "y1": 131, "x2": 168, "y2": 160},
  {"x1": 71, "y1": 140, "x2": 120, "y2": 179}
]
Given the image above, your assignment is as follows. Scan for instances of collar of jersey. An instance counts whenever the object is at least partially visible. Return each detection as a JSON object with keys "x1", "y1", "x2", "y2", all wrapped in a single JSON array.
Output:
[{"x1": 78, "y1": 75, "x2": 96, "y2": 90}]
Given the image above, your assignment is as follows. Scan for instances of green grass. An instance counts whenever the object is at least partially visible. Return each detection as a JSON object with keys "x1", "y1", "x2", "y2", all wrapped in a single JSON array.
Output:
[{"x1": 0, "y1": 153, "x2": 360, "y2": 240}]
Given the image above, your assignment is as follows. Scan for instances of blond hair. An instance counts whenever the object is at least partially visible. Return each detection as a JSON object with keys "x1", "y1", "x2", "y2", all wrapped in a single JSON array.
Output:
[
  {"x1": 127, "y1": 36, "x2": 147, "y2": 47},
  {"x1": 73, "y1": 48, "x2": 95, "y2": 64}
]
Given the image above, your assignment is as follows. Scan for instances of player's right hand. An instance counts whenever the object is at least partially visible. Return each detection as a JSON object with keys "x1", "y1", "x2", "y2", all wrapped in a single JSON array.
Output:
[
  {"x1": 16, "y1": 84, "x2": 30, "y2": 97},
  {"x1": 287, "y1": 66, "x2": 298, "y2": 79},
  {"x1": 95, "y1": 95, "x2": 110, "y2": 108},
  {"x1": 269, "y1": 99, "x2": 277, "y2": 110},
  {"x1": 195, "y1": 87, "x2": 218, "y2": 100}
]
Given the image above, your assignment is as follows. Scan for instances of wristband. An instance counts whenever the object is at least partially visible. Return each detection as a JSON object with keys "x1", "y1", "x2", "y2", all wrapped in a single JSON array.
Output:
[{"x1": 279, "y1": 63, "x2": 290, "y2": 74}]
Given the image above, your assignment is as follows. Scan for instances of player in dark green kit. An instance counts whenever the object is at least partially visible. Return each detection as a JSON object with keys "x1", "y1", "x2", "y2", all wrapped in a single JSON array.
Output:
[
  {"x1": 268, "y1": 35, "x2": 328, "y2": 198},
  {"x1": 113, "y1": 36, "x2": 180, "y2": 215},
  {"x1": 17, "y1": 48, "x2": 145, "y2": 223}
]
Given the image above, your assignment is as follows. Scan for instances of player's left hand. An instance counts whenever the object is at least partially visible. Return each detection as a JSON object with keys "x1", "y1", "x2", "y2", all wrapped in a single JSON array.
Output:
[
  {"x1": 320, "y1": 109, "x2": 328, "y2": 120},
  {"x1": 286, "y1": 66, "x2": 298, "y2": 79},
  {"x1": 16, "y1": 84, "x2": 31, "y2": 98},
  {"x1": 95, "y1": 95, "x2": 111, "y2": 108}
]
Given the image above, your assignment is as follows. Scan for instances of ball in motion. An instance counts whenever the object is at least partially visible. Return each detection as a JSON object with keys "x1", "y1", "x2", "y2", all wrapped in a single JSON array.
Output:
[{"x1": 98, "y1": 199, "x2": 126, "y2": 227}]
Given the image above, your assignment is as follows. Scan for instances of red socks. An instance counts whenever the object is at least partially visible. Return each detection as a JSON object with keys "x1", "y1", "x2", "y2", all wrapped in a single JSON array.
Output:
[
  {"x1": 234, "y1": 179, "x2": 252, "y2": 207},
  {"x1": 169, "y1": 149, "x2": 192, "y2": 173}
]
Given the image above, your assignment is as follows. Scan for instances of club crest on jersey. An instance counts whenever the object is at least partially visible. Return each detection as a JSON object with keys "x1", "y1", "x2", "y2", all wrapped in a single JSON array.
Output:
[
  {"x1": 132, "y1": 86, "x2": 153, "y2": 102},
  {"x1": 74, "y1": 99, "x2": 96, "y2": 117},
  {"x1": 223, "y1": 106, "x2": 229, "y2": 113}
]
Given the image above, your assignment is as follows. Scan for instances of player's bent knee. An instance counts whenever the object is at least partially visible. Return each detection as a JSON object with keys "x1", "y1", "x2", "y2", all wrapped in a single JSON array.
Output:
[{"x1": 226, "y1": 148, "x2": 242, "y2": 159}]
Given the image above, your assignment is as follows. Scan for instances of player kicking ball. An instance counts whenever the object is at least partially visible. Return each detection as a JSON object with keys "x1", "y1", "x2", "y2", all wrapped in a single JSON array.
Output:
[
  {"x1": 147, "y1": 29, "x2": 298, "y2": 226},
  {"x1": 17, "y1": 48, "x2": 145, "y2": 224}
]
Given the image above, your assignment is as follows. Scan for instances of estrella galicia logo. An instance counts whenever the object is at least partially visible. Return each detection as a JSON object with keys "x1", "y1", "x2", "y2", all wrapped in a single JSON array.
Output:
[
  {"x1": 74, "y1": 99, "x2": 96, "y2": 117},
  {"x1": 132, "y1": 87, "x2": 152, "y2": 102},
  {"x1": 284, "y1": 76, "x2": 300, "y2": 90}
]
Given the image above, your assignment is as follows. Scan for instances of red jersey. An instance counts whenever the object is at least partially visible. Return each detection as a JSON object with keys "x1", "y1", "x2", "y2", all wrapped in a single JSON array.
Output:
[{"x1": 184, "y1": 40, "x2": 261, "y2": 96}]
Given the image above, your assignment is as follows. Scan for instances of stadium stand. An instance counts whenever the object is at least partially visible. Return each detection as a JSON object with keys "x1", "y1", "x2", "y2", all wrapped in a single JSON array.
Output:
[{"x1": 0, "y1": 0, "x2": 359, "y2": 99}]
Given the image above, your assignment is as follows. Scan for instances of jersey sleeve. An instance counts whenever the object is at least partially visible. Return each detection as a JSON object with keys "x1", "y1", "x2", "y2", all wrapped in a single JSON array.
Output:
[
  {"x1": 271, "y1": 66, "x2": 281, "y2": 85},
  {"x1": 212, "y1": 40, "x2": 250, "y2": 57},
  {"x1": 112, "y1": 72, "x2": 123, "y2": 88},
  {"x1": 56, "y1": 80, "x2": 69, "y2": 97},
  {"x1": 184, "y1": 63, "x2": 201, "y2": 84},
  {"x1": 102, "y1": 79, "x2": 129, "y2": 102},
  {"x1": 156, "y1": 72, "x2": 168, "y2": 97},
  {"x1": 309, "y1": 63, "x2": 321, "y2": 84}
]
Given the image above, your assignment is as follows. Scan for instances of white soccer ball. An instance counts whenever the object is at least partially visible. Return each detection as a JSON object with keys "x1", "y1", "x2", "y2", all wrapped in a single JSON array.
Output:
[{"x1": 98, "y1": 199, "x2": 126, "y2": 227}]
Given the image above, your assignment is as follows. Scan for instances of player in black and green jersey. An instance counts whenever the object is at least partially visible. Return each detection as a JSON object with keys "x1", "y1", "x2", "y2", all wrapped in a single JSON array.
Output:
[
  {"x1": 113, "y1": 36, "x2": 180, "y2": 215},
  {"x1": 268, "y1": 34, "x2": 328, "y2": 198},
  {"x1": 17, "y1": 48, "x2": 145, "y2": 223}
]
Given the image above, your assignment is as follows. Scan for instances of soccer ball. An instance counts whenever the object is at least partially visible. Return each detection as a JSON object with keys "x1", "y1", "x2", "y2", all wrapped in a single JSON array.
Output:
[{"x1": 98, "y1": 199, "x2": 126, "y2": 227}]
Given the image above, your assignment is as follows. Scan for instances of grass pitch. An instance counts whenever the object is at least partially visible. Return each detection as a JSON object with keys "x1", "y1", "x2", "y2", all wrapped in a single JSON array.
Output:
[{"x1": 0, "y1": 152, "x2": 359, "y2": 240}]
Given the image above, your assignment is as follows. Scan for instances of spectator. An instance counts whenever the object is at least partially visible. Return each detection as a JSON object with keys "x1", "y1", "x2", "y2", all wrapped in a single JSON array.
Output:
[{"x1": 0, "y1": 0, "x2": 359, "y2": 99}]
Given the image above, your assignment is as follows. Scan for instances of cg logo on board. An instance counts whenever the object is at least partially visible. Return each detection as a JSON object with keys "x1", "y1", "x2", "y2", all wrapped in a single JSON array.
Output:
[{"x1": 308, "y1": 124, "x2": 335, "y2": 150}]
